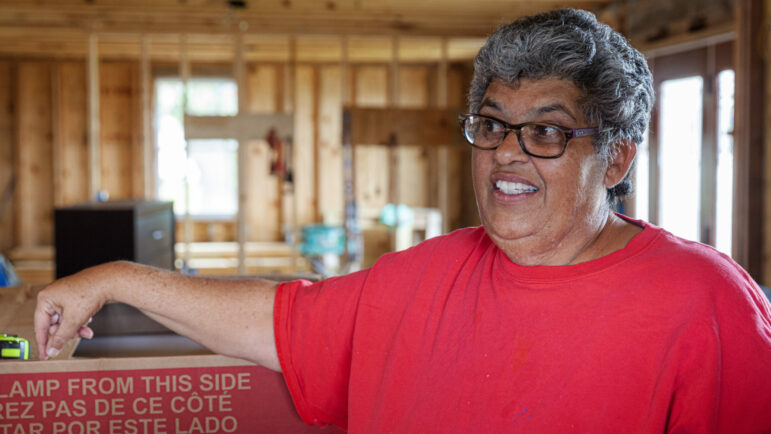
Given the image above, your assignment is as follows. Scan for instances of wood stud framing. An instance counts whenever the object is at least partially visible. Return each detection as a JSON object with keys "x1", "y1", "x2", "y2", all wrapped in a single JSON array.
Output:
[
  {"x1": 0, "y1": 29, "x2": 481, "y2": 273},
  {"x1": 87, "y1": 34, "x2": 100, "y2": 200}
]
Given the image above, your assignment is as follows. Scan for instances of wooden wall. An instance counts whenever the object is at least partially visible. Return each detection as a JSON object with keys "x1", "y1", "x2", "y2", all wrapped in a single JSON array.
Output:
[
  {"x1": 0, "y1": 56, "x2": 475, "y2": 253},
  {"x1": 0, "y1": 60, "x2": 145, "y2": 250},
  {"x1": 0, "y1": 62, "x2": 14, "y2": 254}
]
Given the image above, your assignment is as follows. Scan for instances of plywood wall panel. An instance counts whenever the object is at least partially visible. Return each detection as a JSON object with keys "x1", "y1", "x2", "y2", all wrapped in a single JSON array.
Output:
[
  {"x1": 317, "y1": 65, "x2": 344, "y2": 223},
  {"x1": 398, "y1": 66, "x2": 430, "y2": 109},
  {"x1": 16, "y1": 62, "x2": 54, "y2": 247},
  {"x1": 353, "y1": 65, "x2": 389, "y2": 212},
  {"x1": 100, "y1": 61, "x2": 137, "y2": 200},
  {"x1": 396, "y1": 65, "x2": 430, "y2": 207},
  {"x1": 0, "y1": 62, "x2": 14, "y2": 253},
  {"x1": 354, "y1": 145, "x2": 390, "y2": 212},
  {"x1": 447, "y1": 63, "x2": 472, "y2": 110},
  {"x1": 396, "y1": 147, "x2": 429, "y2": 207},
  {"x1": 244, "y1": 139, "x2": 280, "y2": 241},
  {"x1": 446, "y1": 147, "x2": 468, "y2": 229},
  {"x1": 54, "y1": 61, "x2": 89, "y2": 206},
  {"x1": 247, "y1": 64, "x2": 279, "y2": 113},
  {"x1": 354, "y1": 66, "x2": 388, "y2": 108},
  {"x1": 131, "y1": 59, "x2": 145, "y2": 199},
  {"x1": 245, "y1": 64, "x2": 281, "y2": 241}
]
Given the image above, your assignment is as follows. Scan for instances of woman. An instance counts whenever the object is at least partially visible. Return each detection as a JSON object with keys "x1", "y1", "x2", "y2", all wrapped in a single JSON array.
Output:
[{"x1": 36, "y1": 8, "x2": 771, "y2": 433}]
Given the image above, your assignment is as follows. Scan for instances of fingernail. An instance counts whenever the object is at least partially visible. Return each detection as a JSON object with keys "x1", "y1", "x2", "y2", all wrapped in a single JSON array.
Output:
[{"x1": 46, "y1": 347, "x2": 60, "y2": 358}]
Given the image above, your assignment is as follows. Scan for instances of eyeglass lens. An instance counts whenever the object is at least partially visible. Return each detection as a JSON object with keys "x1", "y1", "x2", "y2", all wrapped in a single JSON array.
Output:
[{"x1": 463, "y1": 116, "x2": 566, "y2": 157}]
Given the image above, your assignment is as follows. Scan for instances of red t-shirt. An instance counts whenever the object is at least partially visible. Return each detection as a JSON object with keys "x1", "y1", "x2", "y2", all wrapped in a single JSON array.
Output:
[{"x1": 274, "y1": 218, "x2": 771, "y2": 433}]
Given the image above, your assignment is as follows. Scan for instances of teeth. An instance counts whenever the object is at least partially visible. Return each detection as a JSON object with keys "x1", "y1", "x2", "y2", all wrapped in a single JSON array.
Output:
[{"x1": 495, "y1": 180, "x2": 538, "y2": 195}]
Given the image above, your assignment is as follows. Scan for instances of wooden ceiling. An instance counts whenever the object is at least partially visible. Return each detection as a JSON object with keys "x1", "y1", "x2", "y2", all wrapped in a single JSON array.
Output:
[{"x1": 0, "y1": 0, "x2": 613, "y2": 61}]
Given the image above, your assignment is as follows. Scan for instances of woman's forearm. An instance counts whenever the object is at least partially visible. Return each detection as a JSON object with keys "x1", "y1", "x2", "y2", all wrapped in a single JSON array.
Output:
[{"x1": 34, "y1": 261, "x2": 280, "y2": 370}]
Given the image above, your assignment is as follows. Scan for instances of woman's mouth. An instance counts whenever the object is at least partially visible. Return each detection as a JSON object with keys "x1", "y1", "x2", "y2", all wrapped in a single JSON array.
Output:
[{"x1": 494, "y1": 180, "x2": 539, "y2": 195}]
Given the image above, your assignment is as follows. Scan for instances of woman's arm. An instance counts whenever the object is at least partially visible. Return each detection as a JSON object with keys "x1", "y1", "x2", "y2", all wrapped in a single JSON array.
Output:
[{"x1": 34, "y1": 260, "x2": 281, "y2": 371}]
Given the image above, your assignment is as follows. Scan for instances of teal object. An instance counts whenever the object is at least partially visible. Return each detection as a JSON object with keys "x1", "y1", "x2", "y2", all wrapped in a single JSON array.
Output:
[
  {"x1": 379, "y1": 203, "x2": 414, "y2": 227},
  {"x1": 300, "y1": 225, "x2": 345, "y2": 256}
]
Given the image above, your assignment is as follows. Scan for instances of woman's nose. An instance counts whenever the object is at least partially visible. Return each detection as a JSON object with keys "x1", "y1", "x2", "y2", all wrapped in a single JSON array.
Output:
[{"x1": 493, "y1": 132, "x2": 529, "y2": 166}]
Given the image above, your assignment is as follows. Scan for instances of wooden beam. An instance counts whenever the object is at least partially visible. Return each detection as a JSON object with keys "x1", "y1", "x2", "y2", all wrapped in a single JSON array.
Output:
[
  {"x1": 699, "y1": 44, "x2": 717, "y2": 246},
  {"x1": 341, "y1": 37, "x2": 350, "y2": 106},
  {"x1": 51, "y1": 63, "x2": 63, "y2": 207},
  {"x1": 141, "y1": 34, "x2": 153, "y2": 199},
  {"x1": 293, "y1": 65, "x2": 317, "y2": 227},
  {"x1": 438, "y1": 38, "x2": 450, "y2": 233},
  {"x1": 87, "y1": 34, "x2": 100, "y2": 199},
  {"x1": 0, "y1": 2, "x2": 609, "y2": 38},
  {"x1": 0, "y1": 62, "x2": 15, "y2": 252},
  {"x1": 235, "y1": 30, "x2": 247, "y2": 274},
  {"x1": 733, "y1": 0, "x2": 765, "y2": 282},
  {"x1": 283, "y1": 37, "x2": 296, "y2": 114},
  {"x1": 347, "y1": 108, "x2": 462, "y2": 147},
  {"x1": 184, "y1": 114, "x2": 293, "y2": 141},
  {"x1": 0, "y1": 30, "x2": 485, "y2": 64},
  {"x1": 180, "y1": 33, "x2": 193, "y2": 267},
  {"x1": 389, "y1": 37, "x2": 399, "y2": 206},
  {"x1": 318, "y1": 65, "x2": 344, "y2": 224}
]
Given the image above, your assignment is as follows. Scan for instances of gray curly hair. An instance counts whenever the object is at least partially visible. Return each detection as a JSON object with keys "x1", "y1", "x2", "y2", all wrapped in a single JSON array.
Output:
[{"x1": 469, "y1": 8, "x2": 654, "y2": 202}]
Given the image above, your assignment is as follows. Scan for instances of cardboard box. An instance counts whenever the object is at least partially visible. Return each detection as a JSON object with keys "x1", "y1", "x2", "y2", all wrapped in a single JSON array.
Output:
[{"x1": 0, "y1": 286, "x2": 343, "y2": 433}]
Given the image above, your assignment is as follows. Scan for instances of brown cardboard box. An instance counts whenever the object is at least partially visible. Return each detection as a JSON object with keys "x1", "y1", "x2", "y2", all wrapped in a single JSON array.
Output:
[{"x1": 0, "y1": 286, "x2": 343, "y2": 433}]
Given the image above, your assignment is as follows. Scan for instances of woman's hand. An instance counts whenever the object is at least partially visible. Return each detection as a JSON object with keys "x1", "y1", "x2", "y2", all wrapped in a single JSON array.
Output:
[{"x1": 34, "y1": 264, "x2": 112, "y2": 359}]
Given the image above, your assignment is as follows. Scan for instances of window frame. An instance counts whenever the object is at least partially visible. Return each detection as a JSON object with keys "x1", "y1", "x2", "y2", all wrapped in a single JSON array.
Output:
[
  {"x1": 640, "y1": 38, "x2": 733, "y2": 251},
  {"x1": 152, "y1": 66, "x2": 240, "y2": 220}
]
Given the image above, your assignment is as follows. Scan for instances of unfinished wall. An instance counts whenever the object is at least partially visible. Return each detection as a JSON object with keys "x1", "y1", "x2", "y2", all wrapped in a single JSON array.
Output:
[
  {"x1": 244, "y1": 63, "x2": 283, "y2": 242},
  {"x1": 16, "y1": 62, "x2": 54, "y2": 247},
  {"x1": 53, "y1": 62, "x2": 89, "y2": 207},
  {"x1": 0, "y1": 59, "x2": 143, "y2": 251},
  {"x1": 0, "y1": 54, "x2": 476, "y2": 254},
  {"x1": 100, "y1": 61, "x2": 142, "y2": 201}
]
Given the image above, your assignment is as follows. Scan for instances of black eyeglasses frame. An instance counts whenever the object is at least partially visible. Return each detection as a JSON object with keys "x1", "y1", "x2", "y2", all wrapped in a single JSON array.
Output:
[{"x1": 458, "y1": 113, "x2": 601, "y2": 159}]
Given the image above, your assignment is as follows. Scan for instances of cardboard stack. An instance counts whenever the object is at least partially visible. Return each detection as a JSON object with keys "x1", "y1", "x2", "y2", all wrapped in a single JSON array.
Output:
[{"x1": 0, "y1": 285, "x2": 342, "y2": 433}]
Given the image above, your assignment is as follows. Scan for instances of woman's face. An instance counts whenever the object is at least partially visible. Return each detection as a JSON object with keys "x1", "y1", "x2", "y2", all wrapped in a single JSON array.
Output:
[{"x1": 472, "y1": 77, "x2": 612, "y2": 266}]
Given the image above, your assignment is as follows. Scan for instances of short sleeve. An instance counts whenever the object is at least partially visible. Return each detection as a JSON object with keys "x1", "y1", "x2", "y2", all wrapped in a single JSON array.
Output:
[{"x1": 274, "y1": 269, "x2": 370, "y2": 430}]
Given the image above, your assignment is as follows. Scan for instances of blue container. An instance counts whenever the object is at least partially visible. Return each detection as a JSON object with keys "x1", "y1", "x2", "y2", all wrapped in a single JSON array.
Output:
[{"x1": 300, "y1": 225, "x2": 345, "y2": 256}]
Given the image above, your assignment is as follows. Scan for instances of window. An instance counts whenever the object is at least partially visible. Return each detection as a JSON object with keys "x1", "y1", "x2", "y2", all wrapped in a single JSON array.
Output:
[
  {"x1": 155, "y1": 77, "x2": 238, "y2": 218},
  {"x1": 633, "y1": 40, "x2": 734, "y2": 256},
  {"x1": 715, "y1": 70, "x2": 734, "y2": 255},
  {"x1": 658, "y1": 76, "x2": 703, "y2": 242}
]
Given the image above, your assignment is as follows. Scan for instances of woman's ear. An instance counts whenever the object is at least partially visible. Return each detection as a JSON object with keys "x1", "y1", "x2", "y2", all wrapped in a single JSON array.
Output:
[{"x1": 604, "y1": 139, "x2": 637, "y2": 189}]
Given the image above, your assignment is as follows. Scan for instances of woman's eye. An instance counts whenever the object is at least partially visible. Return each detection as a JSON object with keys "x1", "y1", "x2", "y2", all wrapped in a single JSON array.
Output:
[
  {"x1": 483, "y1": 119, "x2": 503, "y2": 133},
  {"x1": 533, "y1": 125, "x2": 560, "y2": 137}
]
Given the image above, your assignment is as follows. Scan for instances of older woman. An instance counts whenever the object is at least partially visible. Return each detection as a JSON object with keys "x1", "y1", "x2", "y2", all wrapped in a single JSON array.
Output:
[{"x1": 36, "y1": 8, "x2": 771, "y2": 433}]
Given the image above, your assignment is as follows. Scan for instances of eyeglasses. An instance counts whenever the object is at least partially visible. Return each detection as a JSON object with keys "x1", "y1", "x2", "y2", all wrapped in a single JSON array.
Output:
[{"x1": 458, "y1": 113, "x2": 600, "y2": 159}]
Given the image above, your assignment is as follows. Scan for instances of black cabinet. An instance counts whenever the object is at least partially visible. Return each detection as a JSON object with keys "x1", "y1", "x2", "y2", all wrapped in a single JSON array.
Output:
[
  {"x1": 55, "y1": 200, "x2": 176, "y2": 337},
  {"x1": 54, "y1": 200, "x2": 175, "y2": 279}
]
